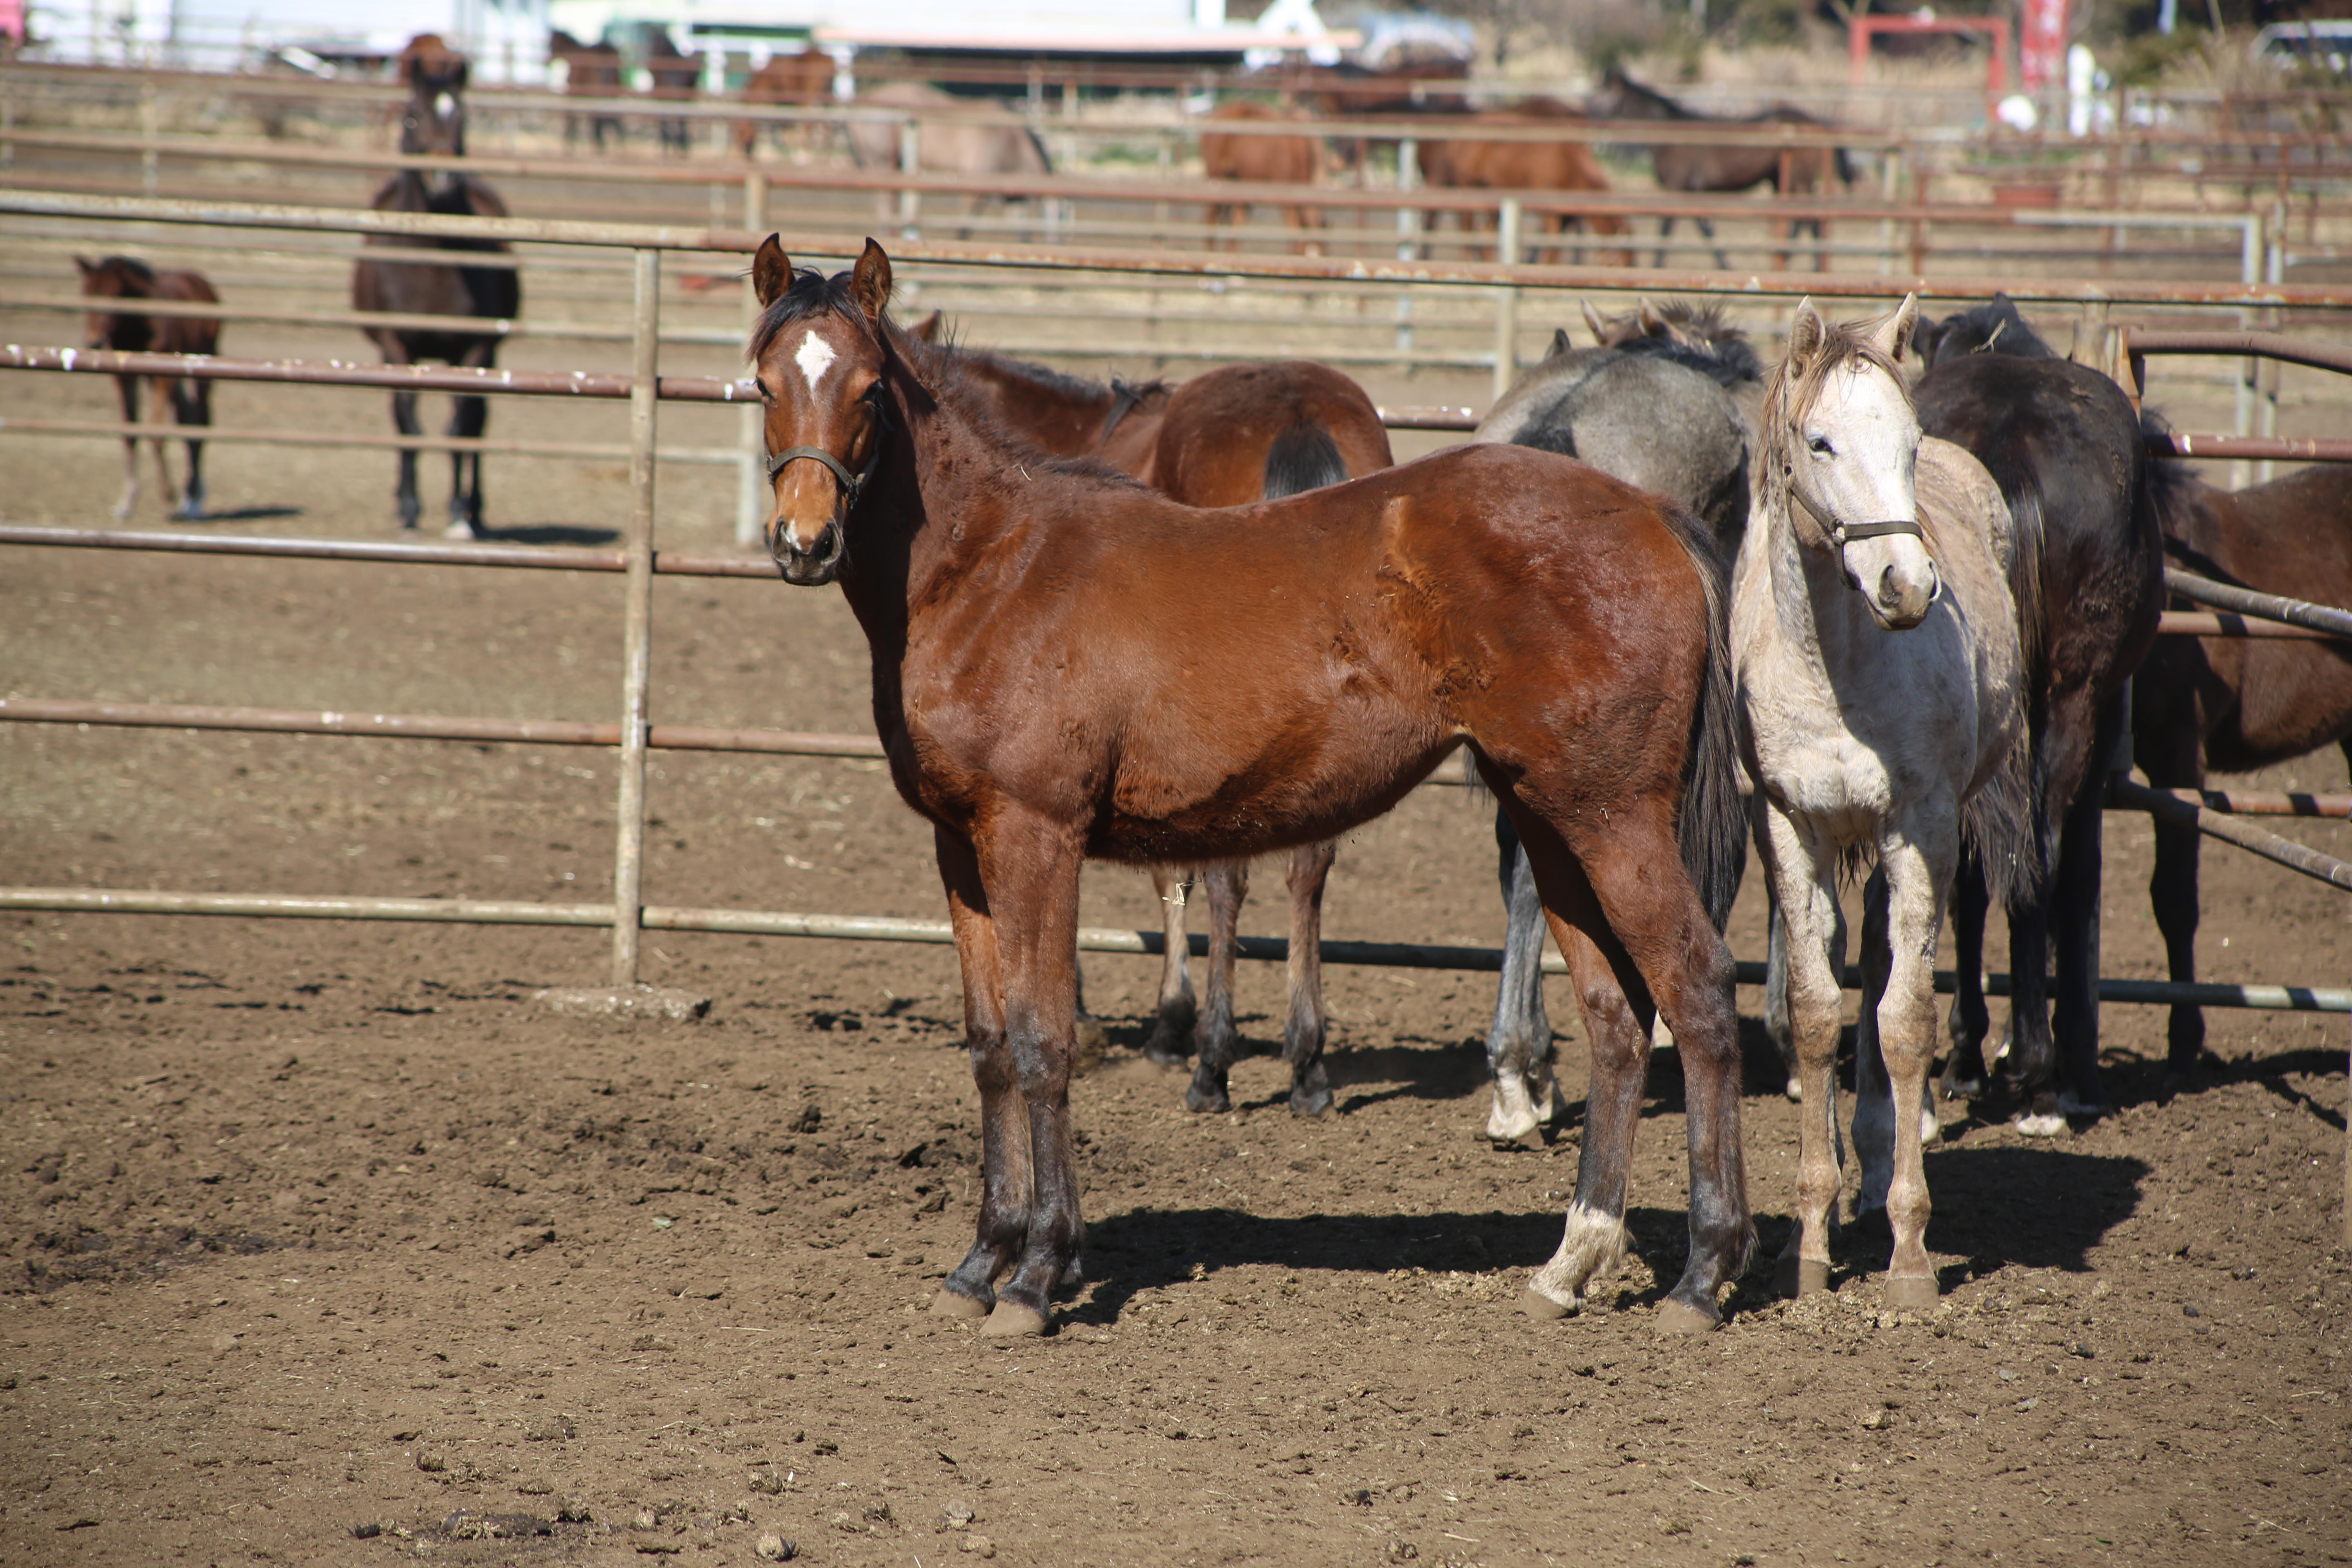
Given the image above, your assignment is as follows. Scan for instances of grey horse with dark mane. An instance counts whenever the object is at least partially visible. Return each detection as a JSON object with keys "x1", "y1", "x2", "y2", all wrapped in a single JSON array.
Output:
[{"x1": 1472, "y1": 298, "x2": 1763, "y2": 1143}]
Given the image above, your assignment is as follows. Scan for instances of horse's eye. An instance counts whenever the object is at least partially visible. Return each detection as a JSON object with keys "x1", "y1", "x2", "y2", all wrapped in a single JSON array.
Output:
[
  {"x1": 753, "y1": 377, "x2": 773, "y2": 403},
  {"x1": 1807, "y1": 436, "x2": 1833, "y2": 456}
]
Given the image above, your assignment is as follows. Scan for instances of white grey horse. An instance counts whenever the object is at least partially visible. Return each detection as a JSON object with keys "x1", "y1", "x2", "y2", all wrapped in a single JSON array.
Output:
[
  {"x1": 1736, "y1": 296, "x2": 2032, "y2": 1307},
  {"x1": 847, "y1": 82, "x2": 1054, "y2": 239},
  {"x1": 1471, "y1": 299, "x2": 1761, "y2": 1144}
]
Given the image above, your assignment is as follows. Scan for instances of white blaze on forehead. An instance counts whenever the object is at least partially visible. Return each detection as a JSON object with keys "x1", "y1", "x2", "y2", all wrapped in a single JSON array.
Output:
[
  {"x1": 793, "y1": 330, "x2": 837, "y2": 390},
  {"x1": 434, "y1": 91, "x2": 456, "y2": 119}
]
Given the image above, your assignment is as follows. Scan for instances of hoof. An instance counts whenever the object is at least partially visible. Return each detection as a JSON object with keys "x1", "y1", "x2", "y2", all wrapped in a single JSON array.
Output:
[
  {"x1": 2013, "y1": 1110, "x2": 2067, "y2": 1139},
  {"x1": 1774, "y1": 1255, "x2": 1831, "y2": 1298},
  {"x1": 1654, "y1": 1297, "x2": 1718, "y2": 1335},
  {"x1": 1074, "y1": 1012, "x2": 1109, "y2": 1055},
  {"x1": 1519, "y1": 1285, "x2": 1575, "y2": 1320},
  {"x1": 1183, "y1": 1081, "x2": 1230, "y2": 1115},
  {"x1": 1143, "y1": 1041, "x2": 1191, "y2": 1068},
  {"x1": 444, "y1": 520, "x2": 479, "y2": 541},
  {"x1": 930, "y1": 1288, "x2": 990, "y2": 1320},
  {"x1": 1288, "y1": 1085, "x2": 1334, "y2": 1118},
  {"x1": 978, "y1": 1301, "x2": 1049, "y2": 1338},
  {"x1": 1882, "y1": 1274, "x2": 1938, "y2": 1312},
  {"x1": 1783, "y1": 1077, "x2": 1802, "y2": 1102}
]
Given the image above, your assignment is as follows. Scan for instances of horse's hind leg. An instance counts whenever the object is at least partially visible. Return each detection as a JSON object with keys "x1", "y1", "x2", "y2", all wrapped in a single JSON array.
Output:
[
  {"x1": 1763, "y1": 897, "x2": 1799, "y2": 1099},
  {"x1": 113, "y1": 374, "x2": 142, "y2": 519},
  {"x1": 1485, "y1": 809, "x2": 1558, "y2": 1145},
  {"x1": 2147, "y1": 731, "x2": 2209, "y2": 1078},
  {"x1": 1698, "y1": 215, "x2": 1731, "y2": 272},
  {"x1": 1143, "y1": 866, "x2": 1197, "y2": 1065},
  {"x1": 174, "y1": 375, "x2": 210, "y2": 520},
  {"x1": 1185, "y1": 862, "x2": 1250, "y2": 1114},
  {"x1": 2050, "y1": 716, "x2": 2116, "y2": 1118},
  {"x1": 930, "y1": 824, "x2": 1029, "y2": 1323},
  {"x1": 1941, "y1": 851, "x2": 1993, "y2": 1098},
  {"x1": 1653, "y1": 214, "x2": 1675, "y2": 271},
  {"x1": 1281, "y1": 842, "x2": 1338, "y2": 1115},
  {"x1": 447, "y1": 391, "x2": 488, "y2": 539},
  {"x1": 390, "y1": 389, "x2": 423, "y2": 530}
]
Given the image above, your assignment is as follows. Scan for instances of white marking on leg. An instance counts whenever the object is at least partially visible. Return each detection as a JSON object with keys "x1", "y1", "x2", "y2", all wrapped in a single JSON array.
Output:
[
  {"x1": 794, "y1": 331, "x2": 837, "y2": 390},
  {"x1": 1526, "y1": 1201, "x2": 1628, "y2": 1310}
]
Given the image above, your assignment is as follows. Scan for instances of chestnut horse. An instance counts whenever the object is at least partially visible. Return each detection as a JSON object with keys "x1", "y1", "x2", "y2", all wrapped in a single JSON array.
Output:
[
  {"x1": 1200, "y1": 101, "x2": 1324, "y2": 254},
  {"x1": 1415, "y1": 99, "x2": 1631, "y2": 267},
  {"x1": 2132, "y1": 463, "x2": 2352, "y2": 1076},
  {"x1": 75, "y1": 255, "x2": 218, "y2": 521},
  {"x1": 734, "y1": 47, "x2": 833, "y2": 159},
  {"x1": 1913, "y1": 295, "x2": 2185, "y2": 1131},
  {"x1": 906, "y1": 328, "x2": 1392, "y2": 1115},
  {"x1": 747, "y1": 237, "x2": 1750, "y2": 1336},
  {"x1": 351, "y1": 39, "x2": 521, "y2": 537}
]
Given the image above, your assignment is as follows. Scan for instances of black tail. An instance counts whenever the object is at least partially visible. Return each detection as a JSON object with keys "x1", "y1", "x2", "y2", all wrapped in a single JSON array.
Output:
[
  {"x1": 1262, "y1": 420, "x2": 1349, "y2": 499},
  {"x1": 1658, "y1": 506, "x2": 1746, "y2": 932}
]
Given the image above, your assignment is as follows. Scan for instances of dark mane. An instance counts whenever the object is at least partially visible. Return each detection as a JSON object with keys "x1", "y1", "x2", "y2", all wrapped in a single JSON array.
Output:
[
  {"x1": 1600, "y1": 67, "x2": 1697, "y2": 119},
  {"x1": 1915, "y1": 294, "x2": 2057, "y2": 367},
  {"x1": 746, "y1": 264, "x2": 873, "y2": 364},
  {"x1": 1619, "y1": 323, "x2": 1762, "y2": 389},
  {"x1": 89, "y1": 255, "x2": 158, "y2": 287},
  {"x1": 893, "y1": 322, "x2": 1153, "y2": 494}
]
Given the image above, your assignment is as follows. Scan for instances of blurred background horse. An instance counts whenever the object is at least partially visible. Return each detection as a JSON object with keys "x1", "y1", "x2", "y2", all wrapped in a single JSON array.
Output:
[{"x1": 76, "y1": 254, "x2": 218, "y2": 521}]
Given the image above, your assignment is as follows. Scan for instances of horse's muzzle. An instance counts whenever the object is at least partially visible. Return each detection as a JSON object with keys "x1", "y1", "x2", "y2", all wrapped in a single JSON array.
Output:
[
  {"x1": 1866, "y1": 558, "x2": 1940, "y2": 630},
  {"x1": 769, "y1": 518, "x2": 843, "y2": 586}
]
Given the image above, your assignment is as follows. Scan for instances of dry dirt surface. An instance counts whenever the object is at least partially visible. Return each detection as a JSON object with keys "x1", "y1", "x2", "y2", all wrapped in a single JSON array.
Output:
[{"x1": 3, "y1": 334, "x2": 2351, "y2": 1568}]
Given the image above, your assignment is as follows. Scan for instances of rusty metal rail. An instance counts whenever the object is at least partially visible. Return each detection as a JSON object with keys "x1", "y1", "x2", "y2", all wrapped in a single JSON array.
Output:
[{"x1": 2165, "y1": 568, "x2": 2352, "y2": 641}]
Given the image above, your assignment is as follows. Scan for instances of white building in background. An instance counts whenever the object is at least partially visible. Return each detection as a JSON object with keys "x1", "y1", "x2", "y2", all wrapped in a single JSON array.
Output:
[
  {"x1": 18, "y1": 0, "x2": 1341, "y2": 80},
  {"x1": 22, "y1": 0, "x2": 554, "y2": 79}
]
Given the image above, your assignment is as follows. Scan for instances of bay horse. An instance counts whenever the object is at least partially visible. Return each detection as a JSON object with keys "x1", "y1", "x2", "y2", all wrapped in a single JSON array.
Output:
[
  {"x1": 2132, "y1": 463, "x2": 2352, "y2": 1077},
  {"x1": 1199, "y1": 101, "x2": 1324, "y2": 255},
  {"x1": 75, "y1": 255, "x2": 217, "y2": 521},
  {"x1": 908, "y1": 327, "x2": 1393, "y2": 1116},
  {"x1": 1471, "y1": 298, "x2": 1760, "y2": 1142},
  {"x1": 1736, "y1": 296, "x2": 2031, "y2": 1306},
  {"x1": 1912, "y1": 296, "x2": 2184, "y2": 1131},
  {"x1": 1414, "y1": 99, "x2": 1632, "y2": 267},
  {"x1": 351, "y1": 38, "x2": 521, "y2": 538},
  {"x1": 734, "y1": 47, "x2": 833, "y2": 159},
  {"x1": 747, "y1": 237, "x2": 1751, "y2": 1335},
  {"x1": 1586, "y1": 69, "x2": 1851, "y2": 272},
  {"x1": 548, "y1": 30, "x2": 623, "y2": 152},
  {"x1": 642, "y1": 28, "x2": 701, "y2": 156}
]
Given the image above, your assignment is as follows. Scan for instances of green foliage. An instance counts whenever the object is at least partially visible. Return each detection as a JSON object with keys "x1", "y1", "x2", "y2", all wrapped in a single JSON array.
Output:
[{"x1": 2111, "y1": 27, "x2": 2207, "y2": 86}]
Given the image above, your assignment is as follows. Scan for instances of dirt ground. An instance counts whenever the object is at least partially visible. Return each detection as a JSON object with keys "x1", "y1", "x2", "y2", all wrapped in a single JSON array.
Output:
[{"x1": 4, "y1": 281, "x2": 2352, "y2": 1568}]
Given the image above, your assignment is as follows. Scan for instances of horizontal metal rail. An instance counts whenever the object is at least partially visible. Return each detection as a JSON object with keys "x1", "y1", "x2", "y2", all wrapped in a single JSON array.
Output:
[
  {"x1": 0, "y1": 523, "x2": 775, "y2": 575},
  {"x1": 0, "y1": 290, "x2": 746, "y2": 346},
  {"x1": 2165, "y1": 567, "x2": 2352, "y2": 641},
  {"x1": 1, "y1": 884, "x2": 2341, "y2": 1011},
  {"x1": 2147, "y1": 433, "x2": 2352, "y2": 464},
  {"x1": 2111, "y1": 777, "x2": 2352, "y2": 892},
  {"x1": 0, "y1": 415, "x2": 741, "y2": 465},
  {"x1": 0, "y1": 697, "x2": 884, "y2": 758},
  {"x1": 2124, "y1": 328, "x2": 2352, "y2": 377},
  {"x1": 2159, "y1": 610, "x2": 2344, "y2": 641},
  {"x1": 11, "y1": 189, "x2": 2352, "y2": 308},
  {"x1": 2138, "y1": 786, "x2": 2352, "y2": 819}
]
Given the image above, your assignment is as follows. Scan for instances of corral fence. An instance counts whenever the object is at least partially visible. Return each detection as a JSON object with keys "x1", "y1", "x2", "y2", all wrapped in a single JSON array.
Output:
[{"x1": 4, "y1": 187, "x2": 2351, "y2": 1032}]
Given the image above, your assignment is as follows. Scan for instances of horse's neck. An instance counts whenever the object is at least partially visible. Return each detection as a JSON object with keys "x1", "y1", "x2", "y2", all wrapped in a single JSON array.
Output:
[{"x1": 960, "y1": 355, "x2": 1118, "y2": 454}]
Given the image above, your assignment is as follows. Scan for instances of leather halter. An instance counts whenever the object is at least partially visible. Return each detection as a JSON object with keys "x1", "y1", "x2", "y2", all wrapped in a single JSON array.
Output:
[
  {"x1": 764, "y1": 392, "x2": 890, "y2": 508},
  {"x1": 1784, "y1": 473, "x2": 1926, "y2": 549}
]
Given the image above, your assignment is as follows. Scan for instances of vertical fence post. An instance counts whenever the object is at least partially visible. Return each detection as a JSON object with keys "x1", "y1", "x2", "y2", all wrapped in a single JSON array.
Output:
[
  {"x1": 1877, "y1": 145, "x2": 1901, "y2": 276},
  {"x1": 2259, "y1": 204, "x2": 2284, "y2": 485},
  {"x1": 737, "y1": 258, "x2": 764, "y2": 550},
  {"x1": 1394, "y1": 136, "x2": 1419, "y2": 361},
  {"x1": 608, "y1": 246, "x2": 660, "y2": 989},
  {"x1": 2232, "y1": 214, "x2": 2259, "y2": 490},
  {"x1": 1491, "y1": 197, "x2": 1521, "y2": 403},
  {"x1": 897, "y1": 117, "x2": 921, "y2": 243},
  {"x1": 140, "y1": 81, "x2": 159, "y2": 198}
]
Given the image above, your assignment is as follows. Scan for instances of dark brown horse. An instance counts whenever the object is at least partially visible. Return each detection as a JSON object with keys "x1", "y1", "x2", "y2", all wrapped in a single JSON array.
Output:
[
  {"x1": 351, "y1": 38, "x2": 521, "y2": 537},
  {"x1": 2132, "y1": 463, "x2": 2352, "y2": 1076},
  {"x1": 911, "y1": 330, "x2": 1393, "y2": 1115},
  {"x1": 1415, "y1": 100, "x2": 1632, "y2": 267},
  {"x1": 746, "y1": 237, "x2": 1750, "y2": 1336},
  {"x1": 1199, "y1": 101, "x2": 1324, "y2": 255},
  {"x1": 75, "y1": 254, "x2": 218, "y2": 521},
  {"x1": 1586, "y1": 69, "x2": 1851, "y2": 272},
  {"x1": 733, "y1": 47, "x2": 833, "y2": 159},
  {"x1": 641, "y1": 28, "x2": 701, "y2": 156},
  {"x1": 1913, "y1": 295, "x2": 2189, "y2": 1131}
]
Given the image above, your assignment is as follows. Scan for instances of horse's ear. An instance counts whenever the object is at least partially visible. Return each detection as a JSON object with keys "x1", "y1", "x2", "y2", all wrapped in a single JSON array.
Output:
[
  {"x1": 849, "y1": 238, "x2": 893, "y2": 323},
  {"x1": 1786, "y1": 297, "x2": 1826, "y2": 369},
  {"x1": 74, "y1": 255, "x2": 96, "y2": 276},
  {"x1": 1577, "y1": 300, "x2": 1606, "y2": 345},
  {"x1": 1873, "y1": 293, "x2": 1920, "y2": 364},
  {"x1": 1550, "y1": 326, "x2": 1574, "y2": 359},
  {"x1": 1636, "y1": 297, "x2": 1666, "y2": 337},
  {"x1": 911, "y1": 309, "x2": 944, "y2": 342},
  {"x1": 751, "y1": 234, "x2": 792, "y2": 309},
  {"x1": 450, "y1": 58, "x2": 470, "y2": 92}
]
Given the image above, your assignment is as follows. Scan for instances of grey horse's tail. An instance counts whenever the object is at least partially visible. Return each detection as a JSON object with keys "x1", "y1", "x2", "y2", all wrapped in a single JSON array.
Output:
[
  {"x1": 1023, "y1": 124, "x2": 1054, "y2": 174},
  {"x1": 1262, "y1": 420, "x2": 1350, "y2": 499},
  {"x1": 1659, "y1": 505, "x2": 1747, "y2": 932},
  {"x1": 1968, "y1": 478, "x2": 2049, "y2": 910}
]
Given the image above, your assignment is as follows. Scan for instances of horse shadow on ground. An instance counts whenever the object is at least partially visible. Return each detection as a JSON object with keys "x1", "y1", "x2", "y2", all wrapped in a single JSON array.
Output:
[
  {"x1": 186, "y1": 506, "x2": 302, "y2": 524},
  {"x1": 475, "y1": 523, "x2": 619, "y2": 546}
]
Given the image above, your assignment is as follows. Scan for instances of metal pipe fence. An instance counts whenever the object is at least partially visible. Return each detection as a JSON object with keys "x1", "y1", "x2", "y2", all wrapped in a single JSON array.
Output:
[{"x1": 5, "y1": 187, "x2": 2350, "y2": 1016}]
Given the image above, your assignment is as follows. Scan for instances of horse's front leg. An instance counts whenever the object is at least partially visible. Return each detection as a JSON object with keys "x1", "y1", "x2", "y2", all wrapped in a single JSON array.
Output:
[
  {"x1": 1941, "y1": 850, "x2": 1993, "y2": 1098},
  {"x1": 1761, "y1": 802, "x2": 1846, "y2": 1298},
  {"x1": 174, "y1": 375, "x2": 211, "y2": 521},
  {"x1": 970, "y1": 810, "x2": 1090, "y2": 1336},
  {"x1": 1143, "y1": 866, "x2": 1197, "y2": 1066},
  {"x1": 2051, "y1": 692, "x2": 2125, "y2": 1118},
  {"x1": 113, "y1": 373, "x2": 142, "y2": 520},
  {"x1": 389, "y1": 388, "x2": 423, "y2": 531},
  {"x1": 930, "y1": 824, "x2": 1031, "y2": 1323},
  {"x1": 1186, "y1": 861, "x2": 1250, "y2": 1114},
  {"x1": 446, "y1": 391, "x2": 488, "y2": 539},
  {"x1": 1485, "y1": 809, "x2": 1558, "y2": 1145},
  {"x1": 1866, "y1": 829, "x2": 1953, "y2": 1309},
  {"x1": 1282, "y1": 839, "x2": 1337, "y2": 1116}
]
